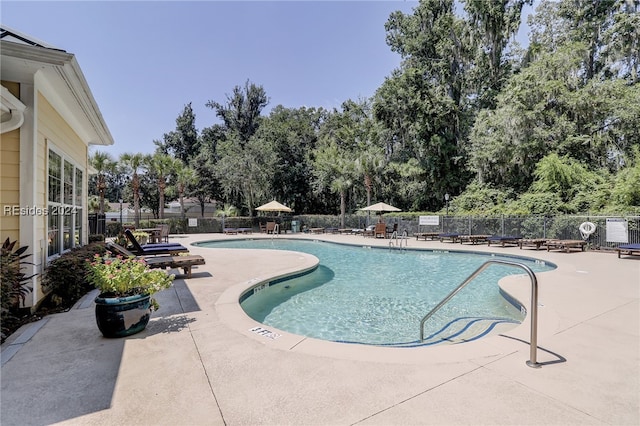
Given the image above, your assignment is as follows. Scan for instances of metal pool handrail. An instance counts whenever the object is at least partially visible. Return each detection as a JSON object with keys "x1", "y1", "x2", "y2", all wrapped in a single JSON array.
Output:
[
  {"x1": 389, "y1": 229, "x2": 409, "y2": 249},
  {"x1": 419, "y1": 259, "x2": 541, "y2": 368}
]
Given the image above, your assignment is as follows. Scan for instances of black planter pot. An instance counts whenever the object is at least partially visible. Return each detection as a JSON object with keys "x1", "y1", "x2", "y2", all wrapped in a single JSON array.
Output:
[{"x1": 94, "y1": 293, "x2": 152, "y2": 338}]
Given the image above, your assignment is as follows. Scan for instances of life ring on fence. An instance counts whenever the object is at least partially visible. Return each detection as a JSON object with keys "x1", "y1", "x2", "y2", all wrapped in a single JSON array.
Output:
[{"x1": 579, "y1": 221, "x2": 596, "y2": 239}]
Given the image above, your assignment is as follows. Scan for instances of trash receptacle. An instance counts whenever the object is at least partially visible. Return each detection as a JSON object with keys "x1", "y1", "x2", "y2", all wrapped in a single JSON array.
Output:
[{"x1": 291, "y1": 220, "x2": 299, "y2": 233}]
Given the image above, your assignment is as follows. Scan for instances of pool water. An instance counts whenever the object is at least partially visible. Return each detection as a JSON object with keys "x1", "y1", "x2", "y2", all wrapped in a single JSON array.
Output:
[{"x1": 197, "y1": 239, "x2": 555, "y2": 346}]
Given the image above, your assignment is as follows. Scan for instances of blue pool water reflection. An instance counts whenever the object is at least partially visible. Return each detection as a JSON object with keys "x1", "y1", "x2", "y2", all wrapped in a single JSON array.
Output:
[{"x1": 197, "y1": 239, "x2": 555, "y2": 346}]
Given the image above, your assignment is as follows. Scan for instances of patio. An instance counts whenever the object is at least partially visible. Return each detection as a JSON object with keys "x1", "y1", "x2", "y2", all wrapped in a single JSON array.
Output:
[{"x1": 1, "y1": 232, "x2": 638, "y2": 425}]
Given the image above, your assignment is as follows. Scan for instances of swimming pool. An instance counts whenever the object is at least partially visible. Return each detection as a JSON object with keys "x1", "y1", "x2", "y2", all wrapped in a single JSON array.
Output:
[{"x1": 196, "y1": 239, "x2": 555, "y2": 346}]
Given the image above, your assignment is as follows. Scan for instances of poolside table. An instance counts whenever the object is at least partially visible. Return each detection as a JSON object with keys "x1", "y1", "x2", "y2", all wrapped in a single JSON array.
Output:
[{"x1": 138, "y1": 227, "x2": 162, "y2": 244}]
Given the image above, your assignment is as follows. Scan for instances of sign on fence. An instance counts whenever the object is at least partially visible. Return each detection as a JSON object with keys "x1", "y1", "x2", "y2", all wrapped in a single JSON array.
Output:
[
  {"x1": 188, "y1": 218, "x2": 198, "y2": 227},
  {"x1": 419, "y1": 215, "x2": 439, "y2": 226},
  {"x1": 606, "y1": 218, "x2": 628, "y2": 243}
]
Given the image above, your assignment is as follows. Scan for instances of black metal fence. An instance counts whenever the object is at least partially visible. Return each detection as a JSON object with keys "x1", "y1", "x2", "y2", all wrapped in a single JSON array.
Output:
[
  {"x1": 113, "y1": 213, "x2": 639, "y2": 250},
  {"x1": 88, "y1": 213, "x2": 106, "y2": 235},
  {"x1": 409, "y1": 214, "x2": 640, "y2": 249}
]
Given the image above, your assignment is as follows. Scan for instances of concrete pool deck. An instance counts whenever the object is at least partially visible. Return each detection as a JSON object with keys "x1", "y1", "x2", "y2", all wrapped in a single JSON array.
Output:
[{"x1": 1, "y1": 232, "x2": 638, "y2": 425}]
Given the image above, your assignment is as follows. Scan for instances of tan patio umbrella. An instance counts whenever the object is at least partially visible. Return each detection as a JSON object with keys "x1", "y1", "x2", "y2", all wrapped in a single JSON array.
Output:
[
  {"x1": 359, "y1": 202, "x2": 401, "y2": 213},
  {"x1": 359, "y1": 202, "x2": 401, "y2": 225},
  {"x1": 255, "y1": 200, "x2": 292, "y2": 213}
]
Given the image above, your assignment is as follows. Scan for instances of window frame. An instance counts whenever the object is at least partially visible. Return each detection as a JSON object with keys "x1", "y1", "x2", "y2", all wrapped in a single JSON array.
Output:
[{"x1": 47, "y1": 146, "x2": 84, "y2": 259}]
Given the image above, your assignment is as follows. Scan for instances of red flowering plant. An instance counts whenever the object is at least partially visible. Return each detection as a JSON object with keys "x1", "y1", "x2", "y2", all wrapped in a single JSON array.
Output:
[{"x1": 86, "y1": 252, "x2": 174, "y2": 310}]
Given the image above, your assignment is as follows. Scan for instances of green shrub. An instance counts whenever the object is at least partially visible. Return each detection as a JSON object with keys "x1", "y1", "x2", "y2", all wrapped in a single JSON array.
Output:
[
  {"x1": 1, "y1": 238, "x2": 35, "y2": 341},
  {"x1": 88, "y1": 234, "x2": 105, "y2": 243},
  {"x1": 42, "y1": 242, "x2": 107, "y2": 307}
]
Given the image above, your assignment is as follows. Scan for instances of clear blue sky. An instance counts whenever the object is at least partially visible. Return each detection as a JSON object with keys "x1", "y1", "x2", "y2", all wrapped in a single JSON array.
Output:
[{"x1": 2, "y1": 1, "x2": 534, "y2": 159}]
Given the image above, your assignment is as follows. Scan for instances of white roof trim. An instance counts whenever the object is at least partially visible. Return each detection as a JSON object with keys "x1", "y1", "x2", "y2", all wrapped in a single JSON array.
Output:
[
  {"x1": 0, "y1": 85, "x2": 26, "y2": 134},
  {"x1": 1, "y1": 32, "x2": 115, "y2": 146}
]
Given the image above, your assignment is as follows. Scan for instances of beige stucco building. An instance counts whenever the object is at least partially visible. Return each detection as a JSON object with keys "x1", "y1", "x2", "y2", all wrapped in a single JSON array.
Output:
[{"x1": 1, "y1": 26, "x2": 114, "y2": 308}]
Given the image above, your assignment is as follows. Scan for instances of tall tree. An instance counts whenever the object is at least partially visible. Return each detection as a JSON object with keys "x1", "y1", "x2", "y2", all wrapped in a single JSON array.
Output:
[
  {"x1": 206, "y1": 80, "x2": 269, "y2": 147},
  {"x1": 173, "y1": 161, "x2": 197, "y2": 220},
  {"x1": 145, "y1": 153, "x2": 175, "y2": 219},
  {"x1": 120, "y1": 152, "x2": 144, "y2": 227},
  {"x1": 89, "y1": 151, "x2": 114, "y2": 214},
  {"x1": 313, "y1": 141, "x2": 354, "y2": 227},
  {"x1": 155, "y1": 103, "x2": 201, "y2": 163},
  {"x1": 463, "y1": 0, "x2": 531, "y2": 108},
  {"x1": 258, "y1": 105, "x2": 325, "y2": 213}
]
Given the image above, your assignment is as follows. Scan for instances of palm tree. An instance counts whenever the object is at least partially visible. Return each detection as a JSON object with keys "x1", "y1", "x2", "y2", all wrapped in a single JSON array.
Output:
[
  {"x1": 355, "y1": 148, "x2": 386, "y2": 208},
  {"x1": 146, "y1": 153, "x2": 175, "y2": 219},
  {"x1": 330, "y1": 175, "x2": 353, "y2": 228},
  {"x1": 120, "y1": 153, "x2": 145, "y2": 227},
  {"x1": 312, "y1": 142, "x2": 354, "y2": 228},
  {"x1": 89, "y1": 151, "x2": 114, "y2": 214}
]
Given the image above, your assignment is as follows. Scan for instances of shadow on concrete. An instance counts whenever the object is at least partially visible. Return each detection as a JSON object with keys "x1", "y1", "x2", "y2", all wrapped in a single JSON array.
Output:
[
  {"x1": 500, "y1": 334, "x2": 567, "y2": 366},
  {"x1": 0, "y1": 279, "x2": 203, "y2": 425}
]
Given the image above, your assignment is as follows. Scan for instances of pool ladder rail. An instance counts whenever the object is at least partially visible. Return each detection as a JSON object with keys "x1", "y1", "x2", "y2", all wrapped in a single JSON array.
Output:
[
  {"x1": 389, "y1": 229, "x2": 409, "y2": 250},
  {"x1": 419, "y1": 259, "x2": 541, "y2": 368}
]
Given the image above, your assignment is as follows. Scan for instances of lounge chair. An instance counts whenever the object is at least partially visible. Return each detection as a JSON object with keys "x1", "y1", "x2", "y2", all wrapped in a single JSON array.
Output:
[
  {"x1": 616, "y1": 243, "x2": 640, "y2": 258},
  {"x1": 106, "y1": 242, "x2": 205, "y2": 278},
  {"x1": 124, "y1": 229, "x2": 189, "y2": 255},
  {"x1": 363, "y1": 225, "x2": 375, "y2": 237},
  {"x1": 545, "y1": 239, "x2": 587, "y2": 253},
  {"x1": 518, "y1": 238, "x2": 547, "y2": 250},
  {"x1": 415, "y1": 232, "x2": 440, "y2": 241},
  {"x1": 487, "y1": 236, "x2": 522, "y2": 247},
  {"x1": 458, "y1": 234, "x2": 490, "y2": 245},
  {"x1": 438, "y1": 233, "x2": 460, "y2": 243}
]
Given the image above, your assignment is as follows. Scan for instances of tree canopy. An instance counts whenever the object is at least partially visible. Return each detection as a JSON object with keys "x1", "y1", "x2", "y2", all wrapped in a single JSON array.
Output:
[{"x1": 90, "y1": 0, "x2": 639, "y2": 217}]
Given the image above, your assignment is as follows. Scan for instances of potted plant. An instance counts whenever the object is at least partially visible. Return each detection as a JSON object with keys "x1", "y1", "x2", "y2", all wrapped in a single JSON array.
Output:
[
  {"x1": 86, "y1": 253, "x2": 174, "y2": 338},
  {"x1": 131, "y1": 231, "x2": 149, "y2": 245}
]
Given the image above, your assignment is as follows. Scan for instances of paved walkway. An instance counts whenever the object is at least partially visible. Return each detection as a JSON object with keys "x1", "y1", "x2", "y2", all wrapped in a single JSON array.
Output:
[{"x1": 1, "y1": 232, "x2": 638, "y2": 425}]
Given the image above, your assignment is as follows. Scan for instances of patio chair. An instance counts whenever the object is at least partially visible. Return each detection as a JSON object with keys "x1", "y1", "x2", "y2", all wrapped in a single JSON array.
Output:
[
  {"x1": 266, "y1": 221, "x2": 277, "y2": 234},
  {"x1": 124, "y1": 229, "x2": 189, "y2": 255},
  {"x1": 386, "y1": 223, "x2": 398, "y2": 238},
  {"x1": 374, "y1": 223, "x2": 387, "y2": 238},
  {"x1": 106, "y1": 242, "x2": 205, "y2": 278},
  {"x1": 158, "y1": 223, "x2": 170, "y2": 243}
]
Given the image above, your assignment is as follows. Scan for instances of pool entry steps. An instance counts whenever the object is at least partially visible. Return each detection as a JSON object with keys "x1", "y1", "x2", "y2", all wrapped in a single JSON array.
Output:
[{"x1": 419, "y1": 259, "x2": 540, "y2": 368}]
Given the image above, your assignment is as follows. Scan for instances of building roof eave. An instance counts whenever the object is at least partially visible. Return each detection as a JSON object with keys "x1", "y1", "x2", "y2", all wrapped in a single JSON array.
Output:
[{"x1": 1, "y1": 36, "x2": 115, "y2": 147}]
